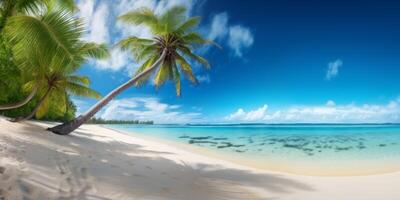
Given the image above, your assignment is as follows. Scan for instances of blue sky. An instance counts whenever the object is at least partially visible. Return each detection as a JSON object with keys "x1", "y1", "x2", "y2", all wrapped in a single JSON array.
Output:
[{"x1": 74, "y1": 0, "x2": 400, "y2": 123}]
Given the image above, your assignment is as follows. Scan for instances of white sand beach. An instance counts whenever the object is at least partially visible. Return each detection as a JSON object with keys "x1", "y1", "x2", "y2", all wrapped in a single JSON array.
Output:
[{"x1": 0, "y1": 117, "x2": 399, "y2": 200}]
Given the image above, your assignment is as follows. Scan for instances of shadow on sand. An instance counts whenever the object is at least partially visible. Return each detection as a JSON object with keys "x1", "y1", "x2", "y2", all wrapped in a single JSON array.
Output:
[{"x1": 0, "y1": 122, "x2": 314, "y2": 200}]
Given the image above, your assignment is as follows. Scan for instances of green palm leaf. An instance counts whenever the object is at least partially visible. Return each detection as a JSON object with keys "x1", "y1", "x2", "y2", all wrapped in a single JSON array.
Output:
[
  {"x1": 78, "y1": 43, "x2": 110, "y2": 60},
  {"x1": 6, "y1": 10, "x2": 83, "y2": 62},
  {"x1": 66, "y1": 82, "x2": 102, "y2": 99}
]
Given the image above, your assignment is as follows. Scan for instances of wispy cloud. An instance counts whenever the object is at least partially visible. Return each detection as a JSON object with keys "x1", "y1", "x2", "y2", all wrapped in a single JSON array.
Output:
[
  {"x1": 207, "y1": 12, "x2": 254, "y2": 57},
  {"x1": 326, "y1": 59, "x2": 343, "y2": 80},
  {"x1": 225, "y1": 99, "x2": 400, "y2": 123},
  {"x1": 207, "y1": 12, "x2": 229, "y2": 41},
  {"x1": 228, "y1": 25, "x2": 254, "y2": 57},
  {"x1": 97, "y1": 97, "x2": 202, "y2": 123},
  {"x1": 78, "y1": 0, "x2": 109, "y2": 43},
  {"x1": 196, "y1": 74, "x2": 210, "y2": 83}
]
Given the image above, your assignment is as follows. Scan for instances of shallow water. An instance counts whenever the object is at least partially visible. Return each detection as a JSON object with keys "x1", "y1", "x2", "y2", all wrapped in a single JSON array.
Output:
[{"x1": 107, "y1": 124, "x2": 400, "y2": 175}]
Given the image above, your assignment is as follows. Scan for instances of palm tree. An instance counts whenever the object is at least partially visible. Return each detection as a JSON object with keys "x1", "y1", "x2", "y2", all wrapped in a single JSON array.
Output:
[
  {"x1": 5, "y1": 9, "x2": 108, "y2": 121},
  {"x1": 49, "y1": 6, "x2": 217, "y2": 135},
  {"x1": 13, "y1": 67, "x2": 102, "y2": 121},
  {"x1": 0, "y1": 0, "x2": 76, "y2": 110}
]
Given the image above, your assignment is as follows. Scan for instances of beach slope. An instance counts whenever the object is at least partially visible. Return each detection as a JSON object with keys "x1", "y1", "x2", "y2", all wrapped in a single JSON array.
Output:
[{"x1": 0, "y1": 117, "x2": 399, "y2": 200}]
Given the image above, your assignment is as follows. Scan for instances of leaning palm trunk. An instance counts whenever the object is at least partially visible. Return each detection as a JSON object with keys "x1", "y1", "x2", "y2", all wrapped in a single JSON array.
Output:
[
  {"x1": 0, "y1": 86, "x2": 38, "y2": 110},
  {"x1": 48, "y1": 50, "x2": 167, "y2": 135},
  {"x1": 12, "y1": 87, "x2": 51, "y2": 122}
]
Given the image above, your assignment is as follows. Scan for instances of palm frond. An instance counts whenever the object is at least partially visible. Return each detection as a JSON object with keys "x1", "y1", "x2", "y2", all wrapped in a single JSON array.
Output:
[
  {"x1": 175, "y1": 16, "x2": 200, "y2": 33},
  {"x1": 50, "y1": 0, "x2": 77, "y2": 12},
  {"x1": 175, "y1": 54, "x2": 198, "y2": 84},
  {"x1": 171, "y1": 62, "x2": 181, "y2": 96},
  {"x1": 118, "y1": 7, "x2": 161, "y2": 33},
  {"x1": 178, "y1": 45, "x2": 210, "y2": 69},
  {"x1": 159, "y1": 6, "x2": 187, "y2": 33},
  {"x1": 35, "y1": 91, "x2": 51, "y2": 118},
  {"x1": 49, "y1": 88, "x2": 67, "y2": 115},
  {"x1": 117, "y1": 36, "x2": 153, "y2": 51},
  {"x1": 6, "y1": 10, "x2": 83, "y2": 62},
  {"x1": 78, "y1": 42, "x2": 109, "y2": 60},
  {"x1": 182, "y1": 32, "x2": 221, "y2": 49},
  {"x1": 15, "y1": 0, "x2": 43, "y2": 13},
  {"x1": 154, "y1": 61, "x2": 172, "y2": 87},
  {"x1": 133, "y1": 56, "x2": 158, "y2": 86},
  {"x1": 67, "y1": 75, "x2": 90, "y2": 86},
  {"x1": 66, "y1": 82, "x2": 101, "y2": 99}
]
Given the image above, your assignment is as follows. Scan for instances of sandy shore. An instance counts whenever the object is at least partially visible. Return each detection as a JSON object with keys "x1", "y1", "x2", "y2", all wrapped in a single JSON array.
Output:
[{"x1": 0, "y1": 117, "x2": 399, "y2": 200}]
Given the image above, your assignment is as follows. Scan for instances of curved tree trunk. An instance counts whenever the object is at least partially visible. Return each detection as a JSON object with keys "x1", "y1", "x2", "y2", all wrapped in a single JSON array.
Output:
[
  {"x1": 12, "y1": 87, "x2": 51, "y2": 122},
  {"x1": 48, "y1": 50, "x2": 167, "y2": 135},
  {"x1": 0, "y1": 86, "x2": 38, "y2": 110}
]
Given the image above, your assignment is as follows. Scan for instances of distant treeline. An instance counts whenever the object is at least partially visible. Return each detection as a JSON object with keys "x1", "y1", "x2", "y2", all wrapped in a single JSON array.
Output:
[{"x1": 87, "y1": 118, "x2": 154, "y2": 125}]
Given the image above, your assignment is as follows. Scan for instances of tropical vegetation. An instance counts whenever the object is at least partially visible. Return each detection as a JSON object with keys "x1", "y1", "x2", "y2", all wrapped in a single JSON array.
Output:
[
  {"x1": 0, "y1": 0, "x2": 107, "y2": 122},
  {"x1": 87, "y1": 118, "x2": 154, "y2": 125}
]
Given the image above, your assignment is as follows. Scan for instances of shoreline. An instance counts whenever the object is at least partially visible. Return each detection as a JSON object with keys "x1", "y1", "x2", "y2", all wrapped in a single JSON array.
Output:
[
  {"x1": 1, "y1": 118, "x2": 400, "y2": 199},
  {"x1": 103, "y1": 125, "x2": 400, "y2": 177}
]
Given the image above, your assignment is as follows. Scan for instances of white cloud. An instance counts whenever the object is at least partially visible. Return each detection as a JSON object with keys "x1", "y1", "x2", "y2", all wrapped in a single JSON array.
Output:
[
  {"x1": 225, "y1": 99, "x2": 400, "y2": 123},
  {"x1": 78, "y1": 1, "x2": 109, "y2": 43},
  {"x1": 207, "y1": 13, "x2": 254, "y2": 57},
  {"x1": 98, "y1": 97, "x2": 202, "y2": 123},
  {"x1": 226, "y1": 105, "x2": 268, "y2": 121},
  {"x1": 326, "y1": 59, "x2": 343, "y2": 80},
  {"x1": 196, "y1": 74, "x2": 210, "y2": 83},
  {"x1": 77, "y1": 0, "x2": 94, "y2": 24},
  {"x1": 96, "y1": 48, "x2": 133, "y2": 71},
  {"x1": 207, "y1": 12, "x2": 229, "y2": 41},
  {"x1": 227, "y1": 25, "x2": 254, "y2": 57},
  {"x1": 326, "y1": 100, "x2": 335, "y2": 107}
]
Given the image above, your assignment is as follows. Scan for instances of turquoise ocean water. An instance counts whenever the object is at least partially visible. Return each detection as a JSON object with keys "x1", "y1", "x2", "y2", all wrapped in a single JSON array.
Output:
[{"x1": 107, "y1": 124, "x2": 400, "y2": 175}]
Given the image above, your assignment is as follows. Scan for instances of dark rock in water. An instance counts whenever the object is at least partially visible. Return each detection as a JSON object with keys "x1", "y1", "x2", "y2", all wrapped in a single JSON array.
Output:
[
  {"x1": 232, "y1": 144, "x2": 245, "y2": 148},
  {"x1": 323, "y1": 145, "x2": 332, "y2": 149},
  {"x1": 217, "y1": 142, "x2": 234, "y2": 149},
  {"x1": 188, "y1": 140, "x2": 217, "y2": 145},
  {"x1": 190, "y1": 136, "x2": 212, "y2": 140},
  {"x1": 283, "y1": 144, "x2": 302, "y2": 149},
  {"x1": 379, "y1": 144, "x2": 387, "y2": 147},
  {"x1": 235, "y1": 150, "x2": 245, "y2": 153},
  {"x1": 179, "y1": 135, "x2": 190, "y2": 139},
  {"x1": 213, "y1": 137, "x2": 227, "y2": 140},
  {"x1": 335, "y1": 147, "x2": 352, "y2": 151},
  {"x1": 303, "y1": 148, "x2": 313, "y2": 152}
]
